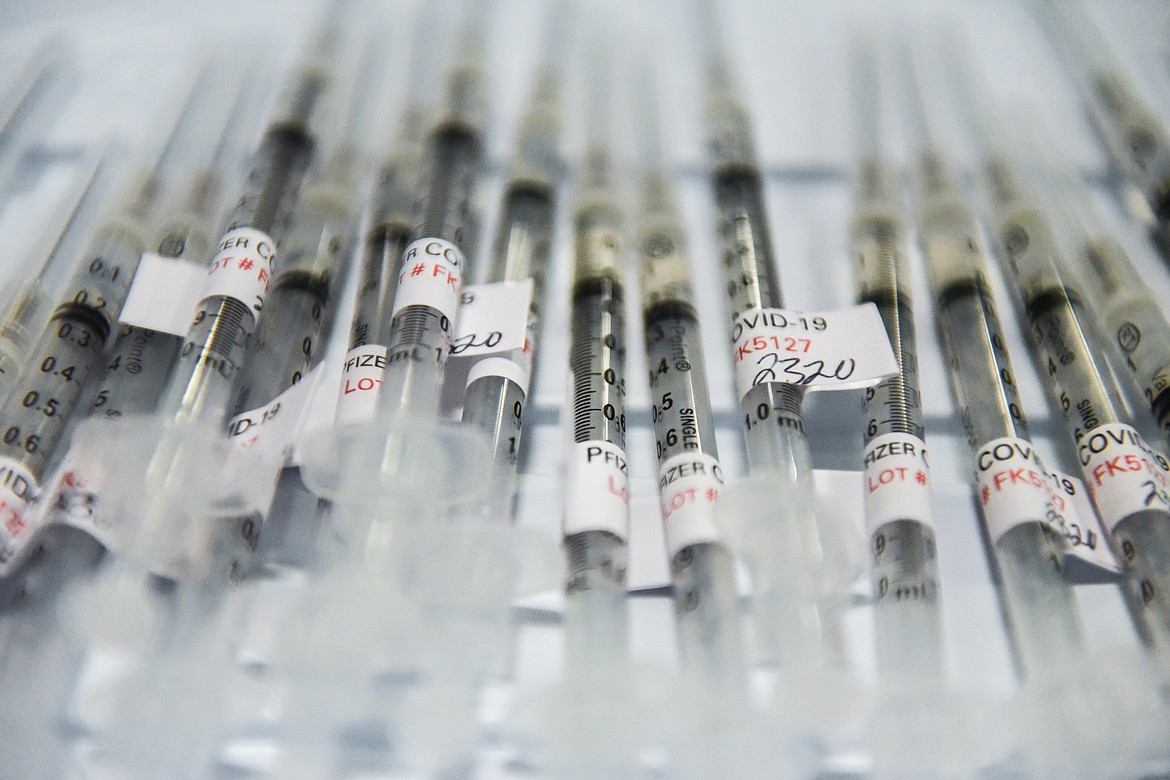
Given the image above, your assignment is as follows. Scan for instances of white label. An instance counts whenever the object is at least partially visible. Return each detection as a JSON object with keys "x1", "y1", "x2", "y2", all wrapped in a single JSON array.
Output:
[
  {"x1": 449, "y1": 279, "x2": 532, "y2": 359},
  {"x1": 0, "y1": 458, "x2": 38, "y2": 573},
  {"x1": 657, "y1": 452, "x2": 723, "y2": 559},
  {"x1": 119, "y1": 252, "x2": 208, "y2": 336},
  {"x1": 1077, "y1": 423, "x2": 1170, "y2": 532},
  {"x1": 862, "y1": 433, "x2": 933, "y2": 533},
  {"x1": 441, "y1": 280, "x2": 535, "y2": 411},
  {"x1": 975, "y1": 436, "x2": 1063, "y2": 543},
  {"x1": 201, "y1": 227, "x2": 276, "y2": 312},
  {"x1": 466, "y1": 356, "x2": 530, "y2": 396},
  {"x1": 226, "y1": 366, "x2": 318, "y2": 463},
  {"x1": 730, "y1": 304, "x2": 898, "y2": 402},
  {"x1": 1047, "y1": 471, "x2": 1122, "y2": 579},
  {"x1": 563, "y1": 440, "x2": 629, "y2": 539},
  {"x1": 335, "y1": 344, "x2": 386, "y2": 426},
  {"x1": 390, "y1": 238, "x2": 464, "y2": 320}
]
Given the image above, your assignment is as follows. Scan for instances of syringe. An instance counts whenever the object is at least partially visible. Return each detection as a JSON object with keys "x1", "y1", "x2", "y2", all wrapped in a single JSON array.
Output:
[
  {"x1": 849, "y1": 43, "x2": 944, "y2": 684},
  {"x1": 375, "y1": 8, "x2": 485, "y2": 422},
  {"x1": 557, "y1": 14, "x2": 633, "y2": 674},
  {"x1": 636, "y1": 67, "x2": 743, "y2": 688},
  {"x1": 699, "y1": 0, "x2": 829, "y2": 667},
  {"x1": 1024, "y1": 122, "x2": 1170, "y2": 450},
  {"x1": 332, "y1": 6, "x2": 444, "y2": 428},
  {"x1": 153, "y1": 42, "x2": 330, "y2": 433},
  {"x1": 1035, "y1": 0, "x2": 1170, "y2": 255},
  {"x1": 562, "y1": 141, "x2": 631, "y2": 669},
  {"x1": 90, "y1": 69, "x2": 257, "y2": 421},
  {"x1": 0, "y1": 67, "x2": 216, "y2": 577},
  {"x1": 980, "y1": 124, "x2": 1170, "y2": 648},
  {"x1": 461, "y1": 7, "x2": 565, "y2": 514},
  {"x1": 904, "y1": 50, "x2": 1086, "y2": 678},
  {"x1": 229, "y1": 39, "x2": 380, "y2": 417},
  {"x1": 331, "y1": 131, "x2": 419, "y2": 427}
]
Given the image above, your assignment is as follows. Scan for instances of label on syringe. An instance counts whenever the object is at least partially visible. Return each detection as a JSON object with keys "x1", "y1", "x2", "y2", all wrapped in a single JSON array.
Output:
[
  {"x1": 448, "y1": 279, "x2": 533, "y2": 360},
  {"x1": 563, "y1": 440, "x2": 629, "y2": 540},
  {"x1": 465, "y1": 354, "x2": 531, "y2": 396},
  {"x1": 335, "y1": 344, "x2": 387, "y2": 426},
  {"x1": 1047, "y1": 471, "x2": 1122, "y2": 579},
  {"x1": 1077, "y1": 423, "x2": 1170, "y2": 533},
  {"x1": 657, "y1": 452, "x2": 723, "y2": 559},
  {"x1": 730, "y1": 305, "x2": 898, "y2": 402},
  {"x1": 862, "y1": 433, "x2": 933, "y2": 534},
  {"x1": 201, "y1": 227, "x2": 276, "y2": 313},
  {"x1": 0, "y1": 457, "x2": 38, "y2": 573},
  {"x1": 120, "y1": 252, "x2": 208, "y2": 336},
  {"x1": 441, "y1": 280, "x2": 535, "y2": 411},
  {"x1": 390, "y1": 238, "x2": 463, "y2": 321},
  {"x1": 975, "y1": 436, "x2": 1066, "y2": 542}
]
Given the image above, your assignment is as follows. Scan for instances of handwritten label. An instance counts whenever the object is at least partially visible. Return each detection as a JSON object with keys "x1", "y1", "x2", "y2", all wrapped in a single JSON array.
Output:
[
  {"x1": 390, "y1": 238, "x2": 463, "y2": 320},
  {"x1": 657, "y1": 452, "x2": 723, "y2": 559},
  {"x1": 730, "y1": 304, "x2": 898, "y2": 402},
  {"x1": 201, "y1": 227, "x2": 276, "y2": 313},
  {"x1": 1048, "y1": 471, "x2": 1121, "y2": 580},
  {"x1": 119, "y1": 252, "x2": 208, "y2": 336},
  {"x1": 335, "y1": 344, "x2": 386, "y2": 426},
  {"x1": 449, "y1": 279, "x2": 532, "y2": 359},
  {"x1": 442, "y1": 280, "x2": 535, "y2": 409},
  {"x1": 1077, "y1": 423, "x2": 1170, "y2": 533},
  {"x1": 974, "y1": 436, "x2": 1120, "y2": 577},
  {"x1": 564, "y1": 440, "x2": 629, "y2": 539},
  {"x1": 862, "y1": 432, "x2": 933, "y2": 533},
  {"x1": 0, "y1": 457, "x2": 37, "y2": 574}
]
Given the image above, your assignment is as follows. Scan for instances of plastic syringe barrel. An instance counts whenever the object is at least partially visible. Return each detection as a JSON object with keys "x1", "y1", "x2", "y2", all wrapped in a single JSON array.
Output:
[
  {"x1": 639, "y1": 170, "x2": 744, "y2": 688},
  {"x1": 159, "y1": 68, "x2": 322, "y2": 427},
  {"x1": 377, "y1": 117, "x2": 482, "y2": 420},
  {"x1": 852, "y1": 155, "x2": 946, "y2": 682},
  {"x1": 90, "y1": 170, "x2": 226, "y2": 421},
  {"x1": 461, "y1": 63, "x2": 560, "y2": 493},
  {"x1": 0, "y1": 211, "x2": 147, "y2": 573},
  {"x1": 916, "y1": 149, "x2": 1085, "y2": 676},
  {"x1": 563, "y1": 171, "x2": 629, "y2": 659},
  {"x1": 985, "y1": 157, "x2": 1170, "y2": 648}
]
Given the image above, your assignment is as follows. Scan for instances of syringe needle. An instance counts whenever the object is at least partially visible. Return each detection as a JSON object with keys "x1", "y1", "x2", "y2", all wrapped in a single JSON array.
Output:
[{"x1": 849, "y1": 40, "x2": 944, "y2": 686}]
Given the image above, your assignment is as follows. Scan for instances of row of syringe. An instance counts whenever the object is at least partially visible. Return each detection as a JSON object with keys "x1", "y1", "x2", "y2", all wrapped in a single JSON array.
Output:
[{"x1": 0, "y1": 0, "x2": 1168, "y2": 775}]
